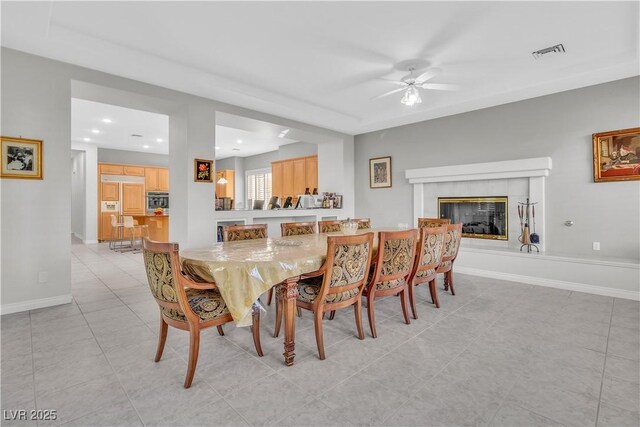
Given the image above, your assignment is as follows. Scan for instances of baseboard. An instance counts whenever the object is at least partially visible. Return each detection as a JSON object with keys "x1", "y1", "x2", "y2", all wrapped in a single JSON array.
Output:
[
  {"x1": 72, "y1": 232, "x2": 85, "y2": 241},
  {"x1": 84, "y1": 239, "x2": 99, "y2": 244},
  {"x1": 0, "y1": 294, "x2": 73, "y2": 315},
  {"x1": 456, "y1": 266, "x2": 640, "y2": 301}
]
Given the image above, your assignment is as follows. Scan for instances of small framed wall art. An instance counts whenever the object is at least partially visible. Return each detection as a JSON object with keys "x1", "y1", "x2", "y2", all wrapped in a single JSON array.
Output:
[
  {"x1": 1, "y1": 136, "x2": 43, "y2": 179},
  {"x1": 369, "y1": 156, "x2": 392, "y2": 188},
  {"x1": 194, "y1": 158, "x2": 213, "y2": 182},
  {"x1": 593, "y1": 127, "x2": 640, "y2": 182}
]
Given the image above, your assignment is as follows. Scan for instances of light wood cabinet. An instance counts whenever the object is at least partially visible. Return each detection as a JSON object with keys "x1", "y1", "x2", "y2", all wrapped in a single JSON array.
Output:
[
  {"x1": 158, "y1": 168, "x2": 169, "y2": 191},
  {"x1": 122, "y1": 183, "x2": 146, "y2": 215},
  {"x1": 100, "y1": 213, "x2": 115, "y2": 240},
  {"x1": 123, "y1": 166, "x2": 145, "y2": 176},
  {"x1": 215, "y1": 170, "x2": 235, "y2": 199},
  {"x1": 101, "y1": 182, "x2": 119, "y2": 201},
  {"x1": 271, "y1": 155, "x2": 318, "y2": 201},
  {"x1": 100, "y1": 164, "x2": 123, "y2": 175}
]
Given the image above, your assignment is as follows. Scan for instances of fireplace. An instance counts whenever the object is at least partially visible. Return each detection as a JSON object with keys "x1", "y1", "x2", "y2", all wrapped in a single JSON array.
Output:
[{"x1": 438, "y1": 197, "x2": 508, "y2": 240}]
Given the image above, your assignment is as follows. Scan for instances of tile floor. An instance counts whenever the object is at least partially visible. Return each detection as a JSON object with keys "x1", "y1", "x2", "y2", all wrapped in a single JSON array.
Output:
[{"x1": 1, "y1": 240, "x2": 639, "y2": 426}]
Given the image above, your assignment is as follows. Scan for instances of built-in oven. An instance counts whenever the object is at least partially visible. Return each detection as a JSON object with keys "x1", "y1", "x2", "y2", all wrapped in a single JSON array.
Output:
[{"x1": 146, "y1": 191, "x2": 169, "y2": 212}]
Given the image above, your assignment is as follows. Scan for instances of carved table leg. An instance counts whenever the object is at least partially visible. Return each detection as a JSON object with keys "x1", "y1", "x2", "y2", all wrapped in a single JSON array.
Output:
[{"x1": 280, "y1": 276, "x2": 299, "y2": 366}]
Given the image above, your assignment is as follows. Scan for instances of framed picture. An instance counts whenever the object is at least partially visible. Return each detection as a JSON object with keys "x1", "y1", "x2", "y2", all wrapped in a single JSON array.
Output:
[
  {"x1": 593, "y1": 127, "x2": 640, "y2": 182},
  {"x1": 369, "y1": 156, "x2": 392, "y2": 188},
  {"x1": 1, "y1": 136, "x2": 43, "y2": 179},
  {"x1": 194, "y1": 158, "x2": 213, "y2": 182}
]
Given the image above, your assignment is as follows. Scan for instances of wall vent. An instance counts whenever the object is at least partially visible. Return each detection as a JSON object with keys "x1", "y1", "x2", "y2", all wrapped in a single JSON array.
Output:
[{"x1": 532, "y1": 43, "x2": 565, "y2": 59}]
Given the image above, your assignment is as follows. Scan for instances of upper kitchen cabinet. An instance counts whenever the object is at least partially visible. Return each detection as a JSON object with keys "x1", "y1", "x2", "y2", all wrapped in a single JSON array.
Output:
[
  {"x1": 158, "y1": 168, "x2": 169, "y2": 191},
  {"x1": 216, "y1": 170, "x2": 234, "y2": 198},
  {"x1": 100, "y1": 164, "x2": 123, "y2": 175},
  {"x1": 123, "y1": 166, "x2": 145, "y2": 176},
  {"x1": 122, "y1": 183, "x2": 146, "y2": 215},
  {"x1": 101, "y1": 182, "x2": 119, "y2": 201},
  {"x1": 145, "y1": 167, "x2": 169, "y2": 192},
  {"x1": 272, "y1": 155, "x2": 318, "y2": 200}
]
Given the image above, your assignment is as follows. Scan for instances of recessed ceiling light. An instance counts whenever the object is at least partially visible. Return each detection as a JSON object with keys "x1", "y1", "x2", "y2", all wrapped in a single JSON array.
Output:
[
  {"x1": 278, "y1": 129, "x2": 290, "y2": 138},
  {"x1": 236, "y1": 139, "x2": 243, "y2": 144},
  {"x1": 215, "y1": 146, "x2": 220, "y2": 150},
  {"x1": 102, "y1": 118, "x2": 112, "y2": 123},
  {"x1": 156, "y1": 138, "x2": 163, "y2": 143},
  {"x1": 91, "y1": 129, "x2": 100, "y2": 134},
  {"x1": 83, "y1": 137, "x2": 91, "y2": 142},
  {"x1": 143, "y1": 145, "x2": 150, "y2": 149}
]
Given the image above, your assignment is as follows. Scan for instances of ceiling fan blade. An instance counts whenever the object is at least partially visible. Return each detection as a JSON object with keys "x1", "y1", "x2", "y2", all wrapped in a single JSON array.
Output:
[
  {"x1": 414, "y1": 68, "x2": 442, "y2": 84},
  {"x1": 371, "y1": 87, "x2": 406, "y2": 100},
  {"x1": 379, "y1": 79, "x2": 408, "y2": 86},
  {"x1": 420, "y1": 83, "x2": 459, "y2": 91}
]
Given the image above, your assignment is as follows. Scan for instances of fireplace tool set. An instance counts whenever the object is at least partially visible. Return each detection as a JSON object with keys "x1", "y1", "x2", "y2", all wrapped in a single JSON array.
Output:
[{"x1": 518, "y1": 198, "x2": 540, "y2": 253}]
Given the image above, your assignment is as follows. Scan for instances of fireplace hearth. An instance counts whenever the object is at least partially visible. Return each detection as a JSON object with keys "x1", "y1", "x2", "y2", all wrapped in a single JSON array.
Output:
[{"x1": 438, "y1": 197, "x2": 508, "y2": 240}]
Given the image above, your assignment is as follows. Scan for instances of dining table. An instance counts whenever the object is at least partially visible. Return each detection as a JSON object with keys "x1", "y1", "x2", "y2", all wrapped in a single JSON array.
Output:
[{"x1": 179, "y1": 228, "x2": 399, "y2": 366}]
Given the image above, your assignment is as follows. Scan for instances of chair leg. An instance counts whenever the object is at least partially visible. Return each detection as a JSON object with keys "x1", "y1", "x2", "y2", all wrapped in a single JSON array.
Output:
[
  {"x1": 443, "y1": 272, "x2": 449, "y2": 291},
  {"x1": 297, "y1": 307, "x2": 302, "y2": 317},
  {"x1": 354, "y1": 298, "x2": 365, "y2": 340},
  {"x1": 329, "y1": 310, "x2": 336, "y2": 320},
  {"x1": 400, "y1": 289, "x2": 411, "y2": 325},
  {"x1": 251, "y1": 305, "x2": 264, "y2": 357},
  {"x1": 367, "y1": 294, "x2": 377, "y2": 338},
  {"x1": 448, "y1": 270, "x2": 456, "y2": 295},
  {"x1": 154, "y1": 316, "x2": 168, "y2": 362},
  {"x1": 216, "y1": 325, "x2": 225, "y2": 336},
  {"x1": 429, "y1": 280, "x2": 441, "y2": 309},
  {"x1": 313, "y1": 310, "x2": 326, "y2": 360},
  {"x1": 184, "y1": 326, "x2": 200, "y2": 389},
  {"x1": 267, "y1": 288, "x2": 273, "y2": 306},
  {"x1": 408, "y1": 283, "x2": 418, "y2": 320},
  {"x1": 274, "y1": 294, "x2": 283, "y2": 338}
]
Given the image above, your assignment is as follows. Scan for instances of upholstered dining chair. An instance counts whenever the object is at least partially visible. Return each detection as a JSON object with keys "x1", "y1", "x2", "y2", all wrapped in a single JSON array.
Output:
[
  {"x1": 142, "y1": 238, "x2": 263, "y2": 388},
  {"x1": 318, "y1": 220, "x2": 342, "y2": 233},
  {"x1": 222, "y1": 223, "x2": 268, "y2": 241},
  {"x1": 274, "y1": 233, "x2": 374, "y2": 359},
  {"x1": 280, "y1": 221, "x2": 316, "y2": 237},
  {"x1": 353, "y1": 218, "x2": 371, "y2": 229},
  {"x1": 407, "y1": 226, "x2": 447, "y2": 316},
  {"x1": 418, "y1": 218, "x2": 451, "y2": 228},
  {"x1": 437, "y1": 223, "x2": 463, "y2": 295},
  {"x1": 363, "y1": 229, "x2": 418, "y2": 338}
]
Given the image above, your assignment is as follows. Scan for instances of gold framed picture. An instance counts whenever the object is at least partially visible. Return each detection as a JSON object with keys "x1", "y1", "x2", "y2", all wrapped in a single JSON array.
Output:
[
  {"x1": 369, "y1": 156, "x2": 392, "y2": 188},
  {"x1": 194, "y1": 158, "x2": 213, "y2": 182},
  {"x1": 593, "y1": 127, "x2": 640, "y2": 182},
  {"x1": 1, "y1": 136, "x2": 43, "y2": 179}
]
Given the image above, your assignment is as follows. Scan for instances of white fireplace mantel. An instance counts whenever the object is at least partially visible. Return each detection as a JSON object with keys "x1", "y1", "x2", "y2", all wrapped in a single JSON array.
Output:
[{"x1": 405, "y1": 157, "x2": 552, "y2": 251}]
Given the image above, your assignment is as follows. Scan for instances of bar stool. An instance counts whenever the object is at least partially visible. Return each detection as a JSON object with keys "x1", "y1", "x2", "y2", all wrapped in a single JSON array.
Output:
[
  {"x1": 123, "y1": 216, "x2": 149, "y2": 252},
  {"x1": 109, "y1": 214, "x2": 126, "y2": 250}
]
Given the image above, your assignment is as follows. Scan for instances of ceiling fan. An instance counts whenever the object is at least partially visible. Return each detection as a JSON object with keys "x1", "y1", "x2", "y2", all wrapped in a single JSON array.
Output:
[{"x1": 373, "y1": 67, "x2": 459, "y2": 106}]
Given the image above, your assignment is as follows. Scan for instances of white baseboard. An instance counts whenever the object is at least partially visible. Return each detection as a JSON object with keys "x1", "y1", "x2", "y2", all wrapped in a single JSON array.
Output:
[
  {"x1": 456, "y1": 266, "x2": 640, "y2": 301},
  {"x1": 84, "y1": 239, "x2": 99, "y2": 244},
  {"x1": 1, "y1": 294, "x2": 73, "y2": 315}
]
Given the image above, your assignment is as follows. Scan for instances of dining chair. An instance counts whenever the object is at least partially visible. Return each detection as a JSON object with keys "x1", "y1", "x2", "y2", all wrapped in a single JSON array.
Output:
[
  {"x1": 354, "y1": 218, "x2": 371, "y2": 229},
  {"x1": 363, "y1": 229, "x2": 418, "y2": 338},
  {"x1": 417, "y1": 218, "x2": 451, "y2": 228},
  {"x1": 274, "y1": 233, "x2": 374, "y2": 359},
  {"x1": 142, "y1": 238, "x2": 263, "y2": 388},
  {"x1": 222, "y1": 223, "x2": 267, "y2": 241},
  {"x1": 407, "y1": 226, "x2": 447, "y2": 316},
  {"x1": 437, "y1": 223, "x2": 463, "y2": 295},
  {"x1": 318, "y1": 220, "x2": 342, "y2": 233},
  {"x1": 280, "y1": 221, "x2": 316, "y2": 237}
]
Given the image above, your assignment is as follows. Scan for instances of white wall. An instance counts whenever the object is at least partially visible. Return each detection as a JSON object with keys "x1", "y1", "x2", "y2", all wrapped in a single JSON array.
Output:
[
  {"x1": 71, "y1": 150, "x2": 86, "y2": 239},
  {"x1": 71, "y1": 142, "x2": 98, "y2": 244},
  {"x1": 1, "y1": 47, "x2": 353, "y2": 313},
  {"x1": 355, "y1": 77, "x2": 640, "y2": 261}
]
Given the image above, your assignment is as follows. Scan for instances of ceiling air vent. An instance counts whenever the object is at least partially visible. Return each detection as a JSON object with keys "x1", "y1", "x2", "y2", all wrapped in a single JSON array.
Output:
[
  {"x1": 131, "y1": 134, "x2": 143, "y2": 137},
  {"x1": 532, "y1": 43, "x2": 565, "y2": 60}
]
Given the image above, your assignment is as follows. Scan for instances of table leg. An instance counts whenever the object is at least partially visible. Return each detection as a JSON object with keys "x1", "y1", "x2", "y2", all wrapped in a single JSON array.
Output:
[{"x1": 279, "y1": 276, "x2": 299, "y2": 366}]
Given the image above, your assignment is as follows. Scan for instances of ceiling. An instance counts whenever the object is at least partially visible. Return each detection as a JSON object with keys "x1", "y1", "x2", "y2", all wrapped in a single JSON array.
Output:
[
  {"x1": 3, "y1": 2, "x2": 639, "y2": 135},
  {"x1": 215, "y1": 125, "x2": 298, "y2": 160},
  {"x1": 71, "y1": 99, "x2": 169, "y2": 154}
]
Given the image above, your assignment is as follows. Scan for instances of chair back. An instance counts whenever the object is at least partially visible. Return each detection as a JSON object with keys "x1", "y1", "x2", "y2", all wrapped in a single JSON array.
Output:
[
  {"x1": 223, "y1": 224, "x2": 267, "y2": 241},
  {"x1": 123, "y1": 216, "x2": 135, "y2": 228},
  {"x1": 354, "y1": 218, "x2": 371, "y2": 229},
  {"x1": 418, "y1": 218, "x2": 451, "y2": 228},
  {"x1": 110, "y1": 214, "x2": 119, "y2": 228},
  {"x1": 141, "y1": 238, "x2": 192, "y2": 321},
  {"x1": 369, "y1": 229, "x2": 418, "y2": 292},
  {"x1": 410, "y1": 226, "x2": 447, "y2": 284},
  {"x1": 442, "y1": 223, "x2": 463, "y2": 262},
  {"x1": 318, "y1": 220, "x2": 342, "y2": 233},
  {"x1": 316, "y1": 233, "x2": 374, "y2": 306},
  {"x1": 281, "y1": 221, "x2": 316, "y2": 237}
]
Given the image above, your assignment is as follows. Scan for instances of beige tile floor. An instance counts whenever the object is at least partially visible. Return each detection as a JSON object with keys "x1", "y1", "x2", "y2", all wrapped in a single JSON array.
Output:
[{"x1": 1, "y1": 239, "x2": 639, "y2": 426}]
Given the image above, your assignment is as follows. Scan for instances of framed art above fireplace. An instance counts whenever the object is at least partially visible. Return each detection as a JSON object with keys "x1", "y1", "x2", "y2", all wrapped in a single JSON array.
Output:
[{"x1": 438, "y1": 197, "x2": 508, "y2": 240}]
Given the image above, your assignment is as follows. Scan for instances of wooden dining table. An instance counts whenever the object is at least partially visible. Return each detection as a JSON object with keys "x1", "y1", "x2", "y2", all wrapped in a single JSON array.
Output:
[{"x1": 180, "y1": 228, "x2": 395, "y2": 366}]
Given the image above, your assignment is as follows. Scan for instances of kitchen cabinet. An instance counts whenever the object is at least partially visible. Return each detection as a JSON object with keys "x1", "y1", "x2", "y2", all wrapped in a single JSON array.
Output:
[
  {"x1": 101, "y1": 182, "x2": 119, "y2": 201},
  {"x1": 158, "y1": 168, "x2": 169, "y2": 191},
  {"x1": 122, "y1": 183, "x2": 146, "y2": 215},
  {"x1": 293, "y1": 158, "x2": 306, "y2": 195},
  {"x1": 215, "y1": 170, "x2": 235, "y2": 199},
  {"x1": 305, "y1": 156, "x2": 318, "y2": 192},
  {"x1": 282, "y1": 161, "x2": 294, "y2": 197},
  {"x1": 145, "y1": 167, "x2": 169, "y2": 191},
  {"x1": 123, "y1": 166, "x2": 145, "y2": 176},
  {"x1": 271, "y1": 162, "x2": 283, "y2": 200},
  {"x1": 271, "y1": 155, "x2": 318, "y2": 201},
  {"x1": 100, "y1": 164, "x2": 123, "y2": 175}
]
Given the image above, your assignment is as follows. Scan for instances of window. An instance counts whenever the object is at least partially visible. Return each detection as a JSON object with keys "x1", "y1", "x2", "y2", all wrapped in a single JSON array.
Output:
[{"x1": 246, "y1": 168, "x2": 272, "y2": 209}]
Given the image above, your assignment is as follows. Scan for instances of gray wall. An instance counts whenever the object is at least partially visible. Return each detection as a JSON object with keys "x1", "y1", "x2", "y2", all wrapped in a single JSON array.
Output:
[
  {"x1": 355, "y1": 77, "x2": 640, "y2": 260},
  {"x1": 98, "y1": 148, "x2": 169, "y2": 167}
]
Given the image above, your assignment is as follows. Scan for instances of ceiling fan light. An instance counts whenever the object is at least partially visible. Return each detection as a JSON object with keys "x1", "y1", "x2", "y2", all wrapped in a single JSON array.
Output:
[{"x1": 401, "y1": 86, "x2": 422, "y2": 106}]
